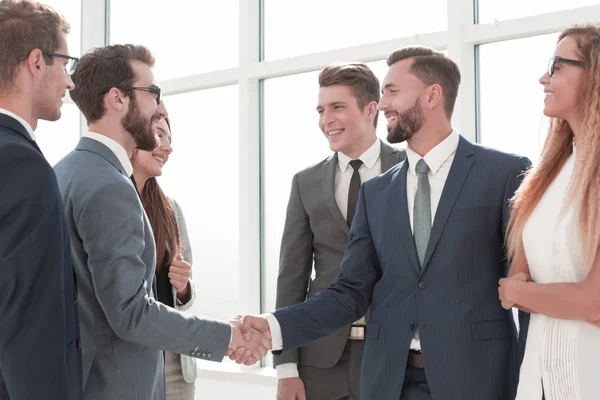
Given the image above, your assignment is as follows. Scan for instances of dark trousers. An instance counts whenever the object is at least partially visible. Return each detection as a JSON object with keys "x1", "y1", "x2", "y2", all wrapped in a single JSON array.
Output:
[
  {"x1": 298, "y1": 340, "x2": 364, "y2": 400},
  {"x1": 400, "y1": 367, "x2": 433, "y2": 400}
]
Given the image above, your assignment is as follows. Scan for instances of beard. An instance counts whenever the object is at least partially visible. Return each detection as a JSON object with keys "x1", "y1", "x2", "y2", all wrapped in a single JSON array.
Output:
[
  {"x1": 386, "y1": 99, "x2": 424, "y2": 144},
  {"x1": 121, "y1": 97, "x2": 159, "y2": 151}
]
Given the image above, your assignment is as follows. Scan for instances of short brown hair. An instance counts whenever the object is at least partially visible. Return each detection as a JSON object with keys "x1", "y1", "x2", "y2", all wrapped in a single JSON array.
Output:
[
  {"x1": 387, "y1": 46, "x2": 461, "y2": 118},
  {"x1": 70, "y1": 44, "x2": 155, "y2": 123},
  {"x1": 319, "y1": 62, "x2": 380, "y2": 128},
  {"x1": 0, "y1": 0, "x2": 70, "y2": 92}
]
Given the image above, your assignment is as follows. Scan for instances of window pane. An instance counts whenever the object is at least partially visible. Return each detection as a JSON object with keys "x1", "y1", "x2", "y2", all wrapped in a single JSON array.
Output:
[
  {"x1": 46, "y1": 0, "x2": 81, "y2": 55},
  {"x1": 159, "y1": 86, "x2": 239, "y2": 322},
  {"x1": 109, "y1": 0, "x2": 239, "y2": 81},
  {"x1": 478, "y1": 34, "x2": 559, "y2": 163},
  {"x1": 478, "y1": 0, "x2": 598, "y2": 24},
  {"x1": 264, "y1": 0, "x2": 447, "y2": 60},
  {"x1": 36, "y1": 103, "x2": 80, "y2": 167},
  {"x1": 262, "y1": 61, "x2": 400, "y2": 316}
]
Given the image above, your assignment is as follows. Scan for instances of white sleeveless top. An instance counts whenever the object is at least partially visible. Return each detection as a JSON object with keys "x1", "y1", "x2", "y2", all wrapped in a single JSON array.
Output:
[{"x1": 517, "y1": 152, "x2": 600, "y2": 400}]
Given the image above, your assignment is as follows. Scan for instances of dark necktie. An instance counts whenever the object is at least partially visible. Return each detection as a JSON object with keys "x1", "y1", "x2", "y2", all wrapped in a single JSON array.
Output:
[{"x1": 346, "y1": 159, "x2": 364, "y2": 226}]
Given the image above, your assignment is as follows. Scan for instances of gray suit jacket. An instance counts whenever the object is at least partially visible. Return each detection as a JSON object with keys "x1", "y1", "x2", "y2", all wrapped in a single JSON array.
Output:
[
  {"x1": 54, "y1": 138, "x2": 231, "y2": 400},
  {"x1": 274, "y1": 141, "x2": 405, "y2": 368}
]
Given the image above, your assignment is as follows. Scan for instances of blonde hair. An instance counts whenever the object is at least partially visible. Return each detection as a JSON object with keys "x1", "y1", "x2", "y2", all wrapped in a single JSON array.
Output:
[{"x1": 507, "y1": 25, "x2": 600, "y2": 267}]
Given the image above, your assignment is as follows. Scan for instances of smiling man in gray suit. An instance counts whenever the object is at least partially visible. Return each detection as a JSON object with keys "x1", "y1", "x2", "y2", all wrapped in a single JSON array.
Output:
[
  {"x1": 53, "y1": 45, "x2": 270, "y2": 400},
  {"x1": 274, "y1": 62, "x2": 404, "y2": 400}
]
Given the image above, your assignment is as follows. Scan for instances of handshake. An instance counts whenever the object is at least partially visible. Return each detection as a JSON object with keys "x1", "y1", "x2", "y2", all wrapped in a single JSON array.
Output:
[{"x1": 225, "y1": 314, "x2": 273, "y2": 365}]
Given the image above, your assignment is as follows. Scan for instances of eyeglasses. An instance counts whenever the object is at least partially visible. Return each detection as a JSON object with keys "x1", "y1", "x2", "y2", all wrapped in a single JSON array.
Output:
[
  {"x1": 548, "y1": 56, "x2": 584, "y2": 77},
  {"x1": 18, "y1": 51, "x2": 79, "y2": 76},
  {"x1": 122, "y1": 86, "x2": 162, "y2": 105}
]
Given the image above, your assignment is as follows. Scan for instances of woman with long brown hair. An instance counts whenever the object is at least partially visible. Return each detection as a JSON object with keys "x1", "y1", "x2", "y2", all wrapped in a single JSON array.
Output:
[
  {"x1": 131, "y1": 116, "x2": 197, "y2": 400},
  {"x1": 499, "y1": 25, "x2": 600, "y2": 400}
]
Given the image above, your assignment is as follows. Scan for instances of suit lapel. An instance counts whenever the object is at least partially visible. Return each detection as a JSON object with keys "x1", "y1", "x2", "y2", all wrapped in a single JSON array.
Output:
[
  {"x1": 380, "y1": 142, "x2": 405, "y2": 172},
  {"x1": 0, "y1": 114, "x2": 42, "y2": 154},
  {"x1": 390, "y1": 161, "x2": 422, "y2": 275},
  {"x1": 322, "y1": 153, "x2": 350, "y2": 235},
  {"x1": 421, "y1": 136, "x2": 475, "y2": 272}
]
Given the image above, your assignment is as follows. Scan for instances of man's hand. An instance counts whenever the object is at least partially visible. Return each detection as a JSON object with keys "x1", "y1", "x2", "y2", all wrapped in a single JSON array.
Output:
[
  {"x1": 169, "y1": 254, "x2": 191, "y2": 300},
  {"x1": 277, "y1": 377, "x2": 306, "y2": 400},
  {"x1": 226, "y1": 315, "x2": 272, "y2": 365}
]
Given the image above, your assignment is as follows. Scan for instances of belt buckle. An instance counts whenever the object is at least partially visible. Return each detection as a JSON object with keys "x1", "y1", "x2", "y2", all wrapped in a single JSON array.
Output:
[{"x1": 349, "y1": 325, "x2": 366, "y2": 340}]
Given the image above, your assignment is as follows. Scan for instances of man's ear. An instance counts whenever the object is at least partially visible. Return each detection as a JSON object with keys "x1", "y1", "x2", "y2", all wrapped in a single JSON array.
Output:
[
  {"x1": 105, "y1": 87, "x2": 127, "y2": 113},
  {"x1": 26, "y1": 49, "x2": 46, "y2": 79}
]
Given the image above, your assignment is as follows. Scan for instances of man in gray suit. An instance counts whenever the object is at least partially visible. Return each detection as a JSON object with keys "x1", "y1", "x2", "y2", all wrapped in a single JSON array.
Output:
[
  {"x1": 244, "y1": 47, "x2": 531, "y2": 400},
  {"x1": 54, "y1": 44, "x2": 270, "y2": 400},
  {"x1": 275, "y1": 62, "x2": 405, "y2": 400}
]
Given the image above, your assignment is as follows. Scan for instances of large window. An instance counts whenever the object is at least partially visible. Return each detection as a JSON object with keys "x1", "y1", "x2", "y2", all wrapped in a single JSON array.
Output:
[
  {"x1": 46, "y1": 0, "x2": 81, "y2": 56},
  {"x1": 477, "y1": 33, "x2": 558, "y2": 163},
  {"x1": 109, "y1": 0, "x2": 239, "y2": 81},
  {"x1": 159, "y1": 86, "x2": 240, "y2": 323},
  {"x1": 477, "y1": 0, "x2": 599, "y2": 23},
  {"x1": 36, "y1": 103, "x2": 80, "y2": 166},
  {"x1": 263, "y1": 0, "x2": 447, "y2": 60}
]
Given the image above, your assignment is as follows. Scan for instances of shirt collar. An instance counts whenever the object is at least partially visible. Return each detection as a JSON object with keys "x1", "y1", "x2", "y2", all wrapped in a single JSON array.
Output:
[
  {"x1": 82, "y1": 131, "x2": 134, "y2": 176},
  {"x1": 406, "y1": 129, "x2": 459, "y2": 175},
  {"x1": 0, "y1": 108, "x2": 36, "y2": 141},
  {"x1": 337, "y1": 139, "x2": 381, "y2": 171}
]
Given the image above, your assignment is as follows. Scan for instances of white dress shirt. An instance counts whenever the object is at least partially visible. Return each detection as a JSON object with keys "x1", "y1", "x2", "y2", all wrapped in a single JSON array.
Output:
[
  {"x1": 405, "y1": 129, "x2": 459, "y2": 350},
  {"x1": 276, "y1": 139, "x2": 382, "y2": 379},
  {"x1": 268, "y1": 131, "x2": 460, "y2": 362},
  {"x1": 82, "y1": 131, "x2": 133, "y2": 177},
  {"x1": 0, "y1": 108, "x2": 36, "y2": 141}
]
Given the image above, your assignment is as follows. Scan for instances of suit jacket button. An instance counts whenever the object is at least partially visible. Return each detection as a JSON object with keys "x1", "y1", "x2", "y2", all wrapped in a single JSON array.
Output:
[
  {"x1": 207, "y1": 353, "x2": 212, "y2": 358},
  {"x1": 76, "y1": 339, "x2": 82, "y2": 350},
  {"x1": 73, "y1": 293, "x2": 78, "y2": 303},
  {"x1": 201, "y1": 353, "x2": 207, "y2": 357},
  {"x1": 418, "y1": 281, "x2": 427, "y2": 289},
  {"x1": 409, "y1": 321, "x2": 416, "y2": 330}
]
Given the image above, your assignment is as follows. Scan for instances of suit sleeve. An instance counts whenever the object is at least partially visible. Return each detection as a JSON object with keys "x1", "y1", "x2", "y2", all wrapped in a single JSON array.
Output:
[
  {"x1": 501, "y1": 156, "x2": 532, "y2": 367},
  {"x1": 0, "y1": 145, "x2": 71, "y2": 399},
  {"x1": 171, "y1": 199, "x2": 196, "y2": 312},
  {"x1": 77, "y1": 181, "x2": 231, "y2": 361},
  {"x1": 273, "y1": 173, "x2": 314, "y2": 366},
  {"x1": 273, "y1": 182, "x2": 379, "y2": 352}
]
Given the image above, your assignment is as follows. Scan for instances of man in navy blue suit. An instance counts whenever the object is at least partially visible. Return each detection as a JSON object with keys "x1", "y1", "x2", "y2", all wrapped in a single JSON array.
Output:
[
  {"x1": 0, "y1": 1, "x2": 82, "y2": 399},
  {"x1": 244, "y1": 47, "x2": 531, "y2": 400}
]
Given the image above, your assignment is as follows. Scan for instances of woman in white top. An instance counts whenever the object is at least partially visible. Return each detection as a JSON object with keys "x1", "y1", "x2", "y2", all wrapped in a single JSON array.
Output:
[{"x1": 499, "y1": 25, "x2": 600, "y2": 400}]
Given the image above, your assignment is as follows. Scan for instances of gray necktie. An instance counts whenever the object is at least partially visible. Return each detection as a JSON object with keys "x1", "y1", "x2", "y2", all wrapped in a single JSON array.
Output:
[{"x1": 413, "y1": 159, "x2": 431, "y2": 268}]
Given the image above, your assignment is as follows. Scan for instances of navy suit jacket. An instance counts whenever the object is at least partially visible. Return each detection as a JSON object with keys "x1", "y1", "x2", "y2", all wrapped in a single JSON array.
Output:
[
  {"x1": 274, "y1": 136, "x2": 531, "y2": 400},
  {"x1": 0, "y1": 114, "x2": 82, "y2": 400}
]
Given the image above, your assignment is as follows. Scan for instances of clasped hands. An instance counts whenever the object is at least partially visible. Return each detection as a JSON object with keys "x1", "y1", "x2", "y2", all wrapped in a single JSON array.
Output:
[
  {"x1": 498, "y1": 272, "x2": 530, "y2": 310},
  {"x1": 226, "y1": 314, "x2": 272, "y2": 365}
]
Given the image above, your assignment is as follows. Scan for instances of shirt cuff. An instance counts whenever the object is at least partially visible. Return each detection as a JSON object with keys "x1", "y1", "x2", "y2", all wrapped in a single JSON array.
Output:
[
  {"x1": 276, "y1": 363, "x2": 299, "y2": 379},
  {"x1": 265, "y1": 313, "x2": 283, "y2": 351}
]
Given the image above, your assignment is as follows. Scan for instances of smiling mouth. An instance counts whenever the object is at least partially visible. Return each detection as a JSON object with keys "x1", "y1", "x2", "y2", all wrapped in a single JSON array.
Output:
[
  {"x1": 385, "y1": 113, "x2": 398, "y2": 124},
  {"x1": 153, "y1": 155, "x2": 165, "y2": 165},
  {"x1": 327, "y1": 128, "x2": 344, "y2": 136}
]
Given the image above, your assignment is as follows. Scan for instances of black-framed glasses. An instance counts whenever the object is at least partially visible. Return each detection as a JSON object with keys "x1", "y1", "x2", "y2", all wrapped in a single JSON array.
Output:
[
  {"x1": 548, "y1": 56, "x2": 584, "y2": 77},
  {"x1": 18, "y1": 51, "x2": 79, "y2": 76},
  {"x1": 122, "y1": 86, "x2": 162, "y2": 105}
]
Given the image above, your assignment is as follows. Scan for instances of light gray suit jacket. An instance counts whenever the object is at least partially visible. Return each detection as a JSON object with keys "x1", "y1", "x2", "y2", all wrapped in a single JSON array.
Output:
[
  {"x1": 274, "y1": 141, "x2": 405, "y2": 368},
  {"x1": 54, "y1": 138, "x2": 231, "y2": 400}
]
